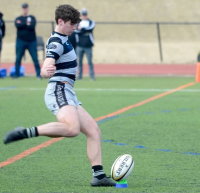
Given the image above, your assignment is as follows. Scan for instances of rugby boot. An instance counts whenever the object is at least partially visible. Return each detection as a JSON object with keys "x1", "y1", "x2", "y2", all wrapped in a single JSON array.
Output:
[
  {"x1": 3, "y1": 126, "x2": 26, "y2": 144},
  {"x1": 91, "y1": 176, "x2": 116, "y2": 187}
]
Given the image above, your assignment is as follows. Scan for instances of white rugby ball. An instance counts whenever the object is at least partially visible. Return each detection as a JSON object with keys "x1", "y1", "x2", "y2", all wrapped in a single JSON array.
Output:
[{"x1": 111, "y1": 154, "x2": 134, "y2": 181}]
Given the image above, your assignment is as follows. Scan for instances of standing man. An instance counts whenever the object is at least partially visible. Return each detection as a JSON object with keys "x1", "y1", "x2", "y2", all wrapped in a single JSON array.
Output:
[
  {"x1": 3, "y1": 4, "x2": 116, "y2": 187},
  {"x1": 14, "y1": 3, "x2": 41, "y2": 79},
  {"x1": 68, "y1": 32, "x2": 77, "y2": 51},
  {"x1": 0, "y1": 12, "x2": 5, "y2": 74},
  {"x1": 75, "y1": 8, "x2": 96, "y2": 80}
]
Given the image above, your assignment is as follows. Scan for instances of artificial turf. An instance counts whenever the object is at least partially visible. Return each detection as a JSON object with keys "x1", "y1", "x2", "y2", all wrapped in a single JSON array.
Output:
[{"x1": 0, "y1": 76, "x2": 199, "y2": 193}]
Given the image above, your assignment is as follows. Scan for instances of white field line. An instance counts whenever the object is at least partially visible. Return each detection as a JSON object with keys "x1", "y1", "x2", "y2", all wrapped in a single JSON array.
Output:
[{"x1": 1, "y1": 87, "x2": 200, "y2": 92}]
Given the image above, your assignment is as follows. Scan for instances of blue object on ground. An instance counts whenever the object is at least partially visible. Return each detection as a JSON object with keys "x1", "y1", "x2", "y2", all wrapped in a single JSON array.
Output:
[
  {"x1": 0, "y1": 68, "x2": 7, "y2": 78},
  {"x1": 10, "y1": 66, "x2": 25, "y2": 77},
  {"x1": 115, "y1": 179, "x2": 128, "y2": 188}
]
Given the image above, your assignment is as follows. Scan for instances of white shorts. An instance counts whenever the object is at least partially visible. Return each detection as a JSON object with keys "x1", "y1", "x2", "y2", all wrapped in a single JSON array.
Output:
[{"x1": 44, "y1": 82, "x2": 82, "y2": 115}]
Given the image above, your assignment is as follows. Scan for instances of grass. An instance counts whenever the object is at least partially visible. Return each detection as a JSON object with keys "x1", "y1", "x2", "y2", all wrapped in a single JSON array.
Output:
[{"x1": 0, "y1": 76, "x2": 200, "y2": 193}]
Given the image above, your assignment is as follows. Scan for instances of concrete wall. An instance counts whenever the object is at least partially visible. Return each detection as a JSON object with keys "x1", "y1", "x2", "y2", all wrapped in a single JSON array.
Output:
[{"x1": 1, "y1": 0, "x2": 200, "y2": 64}]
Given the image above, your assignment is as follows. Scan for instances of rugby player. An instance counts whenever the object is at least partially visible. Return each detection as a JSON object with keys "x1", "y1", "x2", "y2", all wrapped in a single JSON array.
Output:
[{"x1": 3, "y1": 4, "x2": 116, "y2": 187}]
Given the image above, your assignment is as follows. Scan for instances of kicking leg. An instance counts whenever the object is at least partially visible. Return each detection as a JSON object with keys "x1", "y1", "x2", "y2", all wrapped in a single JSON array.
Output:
[
  {"x1": 3, "y1": 105, "x2": 80, "y2": 144},
  {"x1": 38, "y1": 105, "x2": 80, "y2": 137}
]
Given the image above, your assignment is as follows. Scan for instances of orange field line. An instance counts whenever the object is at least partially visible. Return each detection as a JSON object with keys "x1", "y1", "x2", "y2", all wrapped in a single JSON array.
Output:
[
  {"x1": 95, "y1": 82, "x2": 195, "y2": 121},
  {"x1": 0, "y1": 138, "x2": 64, "y2": 168},
  {"x1": 0, "y1": 82, "x2": 195, "y2": 168}
]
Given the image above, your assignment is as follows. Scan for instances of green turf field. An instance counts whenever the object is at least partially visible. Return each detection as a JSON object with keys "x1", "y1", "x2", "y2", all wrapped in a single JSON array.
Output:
[{"x1": 0, "y1": 76, "x2": 200, "y2": 193}]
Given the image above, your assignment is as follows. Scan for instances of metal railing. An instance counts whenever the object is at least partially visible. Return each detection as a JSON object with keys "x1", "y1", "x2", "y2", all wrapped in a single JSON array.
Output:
[{"x1": 5, "y1": 20, "x2": 200, "y2": 62}]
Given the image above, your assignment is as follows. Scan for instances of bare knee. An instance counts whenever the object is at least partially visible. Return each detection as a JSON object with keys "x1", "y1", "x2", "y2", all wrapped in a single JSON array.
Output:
[
  {"x1": 69, "y1": 127, "x2": 80, "y2": 137},
  {"x1": 88, "y1": 123, "x2": 101, "y2": 139},
  {"x1": 63, "y1": 123, "x2": 80, "y2": 137}
]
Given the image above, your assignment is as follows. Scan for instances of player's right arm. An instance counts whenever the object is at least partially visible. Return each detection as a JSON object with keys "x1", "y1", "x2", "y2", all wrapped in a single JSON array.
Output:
[
  {"x1": 40, "y1": 58, "x2": 56, "y2": 79},
  {"x1": 41, "y1": 38, "x2": 63, "y2": 78}
]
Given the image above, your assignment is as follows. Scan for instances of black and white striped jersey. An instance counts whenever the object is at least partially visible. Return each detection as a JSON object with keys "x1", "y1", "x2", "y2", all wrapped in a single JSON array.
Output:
[{"x1": 46, "y1": 31, "x2": 77, "y2": 86}]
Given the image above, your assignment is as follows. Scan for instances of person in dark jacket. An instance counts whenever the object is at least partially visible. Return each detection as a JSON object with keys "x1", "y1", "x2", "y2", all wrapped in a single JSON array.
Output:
[
  {"x1": 75, "y1": 8, "x2": 95, "y2": 80},
  {"x1": 0, "y1": 12, "x2": 5, "y2": 72},
  {"x1": 68, "y1": 31, "x2": 77, "y2": 51},
  {"x1": 14, "y1": 3, "x2": 41, "y2": 79}
]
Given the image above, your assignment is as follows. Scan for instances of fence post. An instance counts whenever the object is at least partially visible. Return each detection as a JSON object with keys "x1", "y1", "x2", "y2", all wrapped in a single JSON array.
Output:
[{"x1": 156, "y1": 22, "x2": 163, "y2": 62}]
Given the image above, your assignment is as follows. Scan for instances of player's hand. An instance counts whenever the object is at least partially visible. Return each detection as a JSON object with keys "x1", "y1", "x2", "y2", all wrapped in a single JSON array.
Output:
[
  {"x1": 16, "y1": 20, "x2": 21, "y2": 24},
  {"x1": 46, "y1": 65, "x2": 56, "y2": 78}
]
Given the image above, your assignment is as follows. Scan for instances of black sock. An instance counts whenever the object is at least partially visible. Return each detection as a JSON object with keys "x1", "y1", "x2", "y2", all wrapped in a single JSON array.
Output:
[
  {"x1": 23, "y1": 127, "x2": 39, "y2": 138},
  {"x1": 92, "y1": 165, "x2": 106, "y2": 180}
]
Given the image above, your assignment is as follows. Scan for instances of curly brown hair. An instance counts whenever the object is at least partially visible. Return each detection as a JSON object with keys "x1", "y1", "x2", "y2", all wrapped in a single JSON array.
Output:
[{"x1": 55, "y1": 5, "x2": 81, "y2": 24}]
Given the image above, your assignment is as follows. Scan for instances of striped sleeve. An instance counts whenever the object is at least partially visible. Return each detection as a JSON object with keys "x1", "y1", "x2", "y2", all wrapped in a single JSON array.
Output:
[{"x1": 46, "y1": 37, "x2": 64, "y2": 60}]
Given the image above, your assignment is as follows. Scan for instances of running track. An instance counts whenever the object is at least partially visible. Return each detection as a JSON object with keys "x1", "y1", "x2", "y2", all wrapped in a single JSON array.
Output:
[{"x1": 0, "y1": 63, "x2": 197, "y2": 76}]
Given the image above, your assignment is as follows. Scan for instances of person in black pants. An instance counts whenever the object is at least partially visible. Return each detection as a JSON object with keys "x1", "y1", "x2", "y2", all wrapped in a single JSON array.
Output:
[
  {"x1": 68, "y1": 32, "x2": 77, "y2": 51},
  {"x1": 14, "y1": 3, "x2": 41, "y2": 79},
  {"x1": 0, "y1": 12, "x2": 5, "y2": 78},
  {"x1": 75, "y1": 8, "x2": 96, "y2": 81}
]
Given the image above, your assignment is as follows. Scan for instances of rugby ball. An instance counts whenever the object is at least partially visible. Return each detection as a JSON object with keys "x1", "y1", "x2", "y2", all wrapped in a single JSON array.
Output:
[{"x1": 111, "y1": 154, "x2": 134, "y2": 181}]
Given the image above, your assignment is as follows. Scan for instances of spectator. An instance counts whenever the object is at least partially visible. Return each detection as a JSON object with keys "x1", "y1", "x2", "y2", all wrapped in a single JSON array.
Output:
[
  {"x1": 14, "y1": 3, "x2": 41, "y2": 79},
  {"x1": 75, "y1": 8, "x2": 95, "y2": 80},
  {"x1": 68, "y1": 31, "x2": 77, "y2": 51},
  {"x1": 0, "y1": 12, "x2": 5, "y2": 73}
]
